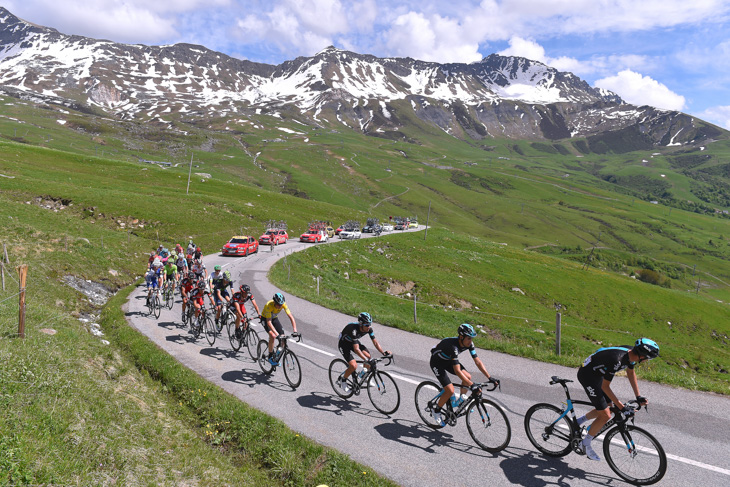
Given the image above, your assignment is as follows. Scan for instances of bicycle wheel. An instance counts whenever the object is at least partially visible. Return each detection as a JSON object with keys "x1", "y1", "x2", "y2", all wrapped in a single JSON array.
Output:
[
  {"x1": 228, "y1": 321, "x2": 243, "y2": 352},
  {"x1": 414, "y1": 381, "x2": 446, "y2": 429},
  {"x1": 604, "y1": 425, "x2": 667, "y2": 485},
  {"x1": 192, "y1": 313, "x2": 204, "y2": 339},
  {"x1": 165, "y1": 286, "x2": 174, "y2": 310},
  {"x1": 204, "y1": 315, "x2": 217, "y2": 346},
  {"x1": 153, "y1": 295, "x2": 161, "y2": 319},
  {"x1": 328, "y1": 359, "x2": 355, "y2": 399},
  {"x1": 244, "y1": 327, "x2": 260, "y2": 359},
  {"x1": 257, "y1": 340, "x2": 275, "y2": 375},
  {"x1": 466, "y1": 398, "x2": 512, "y2": 452},
  {"x1": 524, "y1": 403, "x2": 574, "y2": 457},
  {"x1": 282, "y1": 350, "x2": 302, "y2": 389},
  {"x1": 181, "y1": 304, "x2": 188, "y2": 324},
  {"x1": 367, "y1": 371, "x2": 400, "y2": 415}
]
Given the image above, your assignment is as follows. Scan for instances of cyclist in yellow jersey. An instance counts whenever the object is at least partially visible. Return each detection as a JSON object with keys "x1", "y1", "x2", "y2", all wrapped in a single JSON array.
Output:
[{"x1": 261, "y1": 292, "x2": 298, "y2": 365}]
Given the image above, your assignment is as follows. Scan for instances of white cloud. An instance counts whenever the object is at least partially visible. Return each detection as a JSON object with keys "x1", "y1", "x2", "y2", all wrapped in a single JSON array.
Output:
[
  {"x1": 595, "y1": 70, "x2": 686, "y2": 111},
  {"x1": 696, "y1": 106, "x2": 730, "y2": 130},
  {"x1": 384, "y1": 11, "x2": 481, "y2": 63}
]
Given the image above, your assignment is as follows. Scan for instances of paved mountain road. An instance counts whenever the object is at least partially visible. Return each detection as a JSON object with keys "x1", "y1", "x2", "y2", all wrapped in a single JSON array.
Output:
[{"x1": 125, "y1": 231, "x2": 730, "y2": 486}]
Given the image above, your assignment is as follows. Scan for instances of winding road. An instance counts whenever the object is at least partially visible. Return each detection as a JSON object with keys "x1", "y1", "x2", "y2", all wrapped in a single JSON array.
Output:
[{"x1": 124, "y1": 230, "x2": 730, "y2": 486}]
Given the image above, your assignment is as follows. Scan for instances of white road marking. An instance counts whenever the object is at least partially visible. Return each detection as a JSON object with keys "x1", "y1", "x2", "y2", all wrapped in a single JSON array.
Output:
[{"x1": 293, "y1": 341, "x2": 336, "y2": 357}]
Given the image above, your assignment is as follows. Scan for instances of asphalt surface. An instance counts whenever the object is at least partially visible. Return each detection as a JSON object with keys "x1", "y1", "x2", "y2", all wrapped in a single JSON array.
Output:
[{"x1": 124, "y1": 229, "x2": 730, "y2": 486}]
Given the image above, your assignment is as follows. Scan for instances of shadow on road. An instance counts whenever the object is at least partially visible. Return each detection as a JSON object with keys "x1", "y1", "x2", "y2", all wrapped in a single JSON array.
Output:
[
  {"x1": 295, "y1": 391, "x2": 388, "y2": 418},
  {"x1": 200, "y1": 346, "x2": 240, "y2": 361},
  {"x1": 499, "y1": 449, "x2": 616, "y2": 486},
  {"x1": 221, "y1": 368, "x2": 269, "y2": 388},
  {"x1": 156, "y1": 321, "x2": 179, "y2": 330},
  {"x1": 165, "y1": 333, "x2": 198, "y2": 345},
  {"x1": 373, "y1": 418, "x2": 484, "y2": 455}
]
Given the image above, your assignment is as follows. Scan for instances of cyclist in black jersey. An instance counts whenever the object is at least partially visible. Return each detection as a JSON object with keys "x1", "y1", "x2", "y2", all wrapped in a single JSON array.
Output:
[
  {"x1": 576, "y1": 338, "x2": 659, "y2": 461},
  {"x1": 429, "y1": 323, "x2": 498, "y2": 426},
  {"x1": 335, "y1": 312, "x2": 390, "y2": 393},
  {"x1": 212, "y1": 271, "x2": 233, "y2": 325}
]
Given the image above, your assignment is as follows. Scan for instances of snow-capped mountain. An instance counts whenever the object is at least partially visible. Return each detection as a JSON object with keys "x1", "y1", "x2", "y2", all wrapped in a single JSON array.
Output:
[{"x1": 0, "y1": 7, "x2": 718, "y2": 145}]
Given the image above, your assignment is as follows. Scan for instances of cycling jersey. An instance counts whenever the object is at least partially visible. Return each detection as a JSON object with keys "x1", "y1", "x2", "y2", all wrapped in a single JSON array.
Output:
[
  {"x1": 208, "y1": 271, "x2": 223, "y2": 288},
  {"x1": 180, "y1": 279, "x2": 194, "y2": 295},
  {"x1": 164, "y1": 264, "x2": 177, "y2": 276},
  {"x1": 580, "y1": 346, "x2": 635, "y2": 381},
  {"x1": 232, "y1": 291, "x2": 253, "y2": 304},
  {"x1": 431, "y1": 337, "x2": 477, "y2": 362},
  {"x1": 339, "y1": 322, "x2": 375, "y2": 343},
  {"x1": 175, "y1": 257, "x2": 188, "y2": 269},
  {"x1": 191, "y1": 262, "x2": 206, "y2": 277},
  {"x1": 261, "y1": 300, "x2": 289, "y2": 319}
]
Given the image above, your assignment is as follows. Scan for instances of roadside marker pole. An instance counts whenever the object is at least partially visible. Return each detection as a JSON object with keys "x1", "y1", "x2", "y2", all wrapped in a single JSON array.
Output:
[
  {"x1": 18, "y1": 264, "x2": 27, "y2": 338},
  {"x1": 317, "y1": 276, "x2": 320, "y2": 295},
  {"x1": 424, "y1": 201, "x2": 431, "y2": 241},
  {"x1": 186, "y1": 153, "x2": 193, "y2": 195},
  {"x1": 555, "y1": 304, "x2": 562, "y2": 356},
  {"x1": 413, "y1": 294, "x2": 417, "y2": 324}
]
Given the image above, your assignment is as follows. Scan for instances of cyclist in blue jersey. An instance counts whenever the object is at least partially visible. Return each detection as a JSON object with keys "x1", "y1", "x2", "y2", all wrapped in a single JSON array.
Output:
[
  {"x1": 428, "y1": 323, "x2": 499, "y2": 426},
  {"x1": 576, "y1": 338, "x2": 659, "y2": 461}
]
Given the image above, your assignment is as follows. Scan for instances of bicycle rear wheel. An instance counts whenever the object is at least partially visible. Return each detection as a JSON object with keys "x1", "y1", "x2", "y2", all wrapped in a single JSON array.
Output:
[
  {"x1": 328, "y1": 359, "x2": 355, "y2": 399},
  {"x1": 244, "y1": 327, "x2": 260, "y2": 359},
  {"x1": 466, "y1": 398, "x2": 511, "y2": 452},
  {"x1": 282, "y1": 350, "x2": 302, "y2": 389},
  {"x1": 165, "y1": 286, "x2": 174, "y2": 310},
  {"x1": 192, "y1": 313, "x2": 203, "y2": 339},
  {"x1": 153, "y1": 295, "x2": 161, "y2": 319},
  {"x1": 414, "y1": 381, "x2": 446, "y2": 429},
  {"x1": 524, "y1": 403, "x2": 574, "y2": 457},
  {"x1": 257, "y1": 340, "x2": 275, "y2": 375},
  {"x1": 204, "y1": 315, "x2": 217, "y2": 346},
  {"x1": 228, "y1": 321, "x2": 242, "y2": 352},
  {"x1": 604, "y1": 425, "x2": 667, "y2": 485},
  {"x1": 367, "y1": 371, "x2": 400, "y2": 415}
]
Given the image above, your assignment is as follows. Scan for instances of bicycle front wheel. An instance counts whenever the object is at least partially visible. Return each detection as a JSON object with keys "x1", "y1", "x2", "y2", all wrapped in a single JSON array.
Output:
[
  {"x1": 165, "y1": 287, "x2": 174, "y2": 310},
  {"x1": 414, "y1": 381, "x2": 445, "y2": 429},
  {"x1": 328, "y1": 359, "x2": 355, "y2": 399},
  {"x1": 604, "y1": 425, "x2": 667, "y2": 485},
  {"x1": 282, "y1": 350, "x2": 302, "y2": 389},
  {"x1": 256, "y1": 340, "x2": 274, "y2": 375},
  {"x1": 204, "y1": 315, "x2": 217, "y2": 346},
  {"x1": 244, "y1": 327, "x2": 260, "y2": 359},
  {"x1": 524, "y1": 403, "x2": 574, "y2": 457},
  {"x1": 466, "y1": 398, "x2": 511, "y2": 452},
  {"x1": 228, "y1": 322, "x2": 242, "y2": 352},
  {"x1": 367, "y1": 371, "x2": 400, "y2": 415}
]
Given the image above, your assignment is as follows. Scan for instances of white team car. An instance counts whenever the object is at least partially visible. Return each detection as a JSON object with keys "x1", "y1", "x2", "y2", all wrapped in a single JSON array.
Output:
[
  {"x1": 338, "y1": 229, "x2": 362, "y2": 239},
  {"x1": 380, "y1": 223, "x2": 393, "y2": 232}
]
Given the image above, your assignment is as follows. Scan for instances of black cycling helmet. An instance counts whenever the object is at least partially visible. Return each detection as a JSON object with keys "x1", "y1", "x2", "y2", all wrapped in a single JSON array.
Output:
[
  {"x1": 273, "y1": 292, "x2": 285, "y2": 305},
  {"x1": 358, "y1": 312, "x2": 372, "y2": 326},
  {"x1": 633, "y1": 338, "x2": 659, "y2": 359},
  {"x1": 240, "y1": 284, "x2": 250, "y2": 293},
  {"x1": 197, "y1": 280, "x2": 206, "y2": 289},
  {"x1": 458, "y1": 323, "x2": 477, "y2": 338},
  {"x1": 223, "y1": 270, "x2": 232, "y2": 281}
]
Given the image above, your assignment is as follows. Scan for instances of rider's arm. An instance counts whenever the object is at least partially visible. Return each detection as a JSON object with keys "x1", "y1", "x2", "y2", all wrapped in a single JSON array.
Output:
[
  {"x1": 251, "y1": 297, "x2": 260, "y2": 315},
  {"x1": 473, "y1": 356, "x2": 492, "y2": 381},
  {"x1": 371, "y1": 337, "x2": 388, "y2": 356},
  {"x1": 626, "y1": 368, "x2": 645, "y2": 404},
  {"x1": 286, "y1": 309, "x2": 297, "y2": 333},
  {"x1": 601, "y1": 379, "x2": 624, "y2": 410}
]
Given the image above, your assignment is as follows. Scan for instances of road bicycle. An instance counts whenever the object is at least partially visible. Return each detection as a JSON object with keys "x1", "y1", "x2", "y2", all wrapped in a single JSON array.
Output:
[
  {"x1": 257, "y1": 333, "x2": 303, "y2": 389},
  {"x1": 414, "y1": 379, "x2": 511, "y2": 453},
  {"x1": 162, "y1": 279, "x2": 175, "y2": 310},
  {"x1": 189, "y1": 302, "x2": 216, "y2": 344},
  {"x1": 226, "y1": 309, "x2": 261, "y2": 359},
  {"x1": 328, "y1": 354, "x2": 400, "y2": 415},
  {"x1": 524, "y1": 376, "x2": 666, "y2": 485},
  {"x1": 146, "y1": 289, "x2": 161, "y2": 319}
]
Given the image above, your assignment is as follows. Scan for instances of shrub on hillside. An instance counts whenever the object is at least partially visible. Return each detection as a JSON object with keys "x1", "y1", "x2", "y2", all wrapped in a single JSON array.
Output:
[{"x1": 637, "y1": 268, "x2": 671, "y2": 288}]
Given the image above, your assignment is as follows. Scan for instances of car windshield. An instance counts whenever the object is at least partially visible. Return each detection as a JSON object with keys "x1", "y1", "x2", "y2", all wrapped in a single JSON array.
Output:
[
  {"x1": 229, "y1": 238, "x2": 247, "y2": 244},
  {"x1": 266, "y1": 231, "x2": 275, "y2": 235}
]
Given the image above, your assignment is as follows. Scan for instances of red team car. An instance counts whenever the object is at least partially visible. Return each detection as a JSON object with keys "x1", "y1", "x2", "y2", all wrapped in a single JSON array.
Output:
[
  {"x1": 221, "y1": 236, "x2": 259, "y2": 256},
  {"x1": 259, "y1": 229, "x2": 288, "y2": 245}
]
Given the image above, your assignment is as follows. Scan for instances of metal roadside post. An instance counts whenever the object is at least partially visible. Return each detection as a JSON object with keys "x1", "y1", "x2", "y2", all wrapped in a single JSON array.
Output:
[
  {"x1": 413, "y1": 293, "x2": 417, "y2": 324},
  {"x1": 555, "y1": 303, "x2": 562, "y2": 356},
  {"x1": 18, "y1": 264, "x2": 27, "y2": 339}
]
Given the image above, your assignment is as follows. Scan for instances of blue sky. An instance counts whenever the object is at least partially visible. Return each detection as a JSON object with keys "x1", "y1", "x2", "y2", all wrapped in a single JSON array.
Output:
[{"x1": 5, "y1": 0, "x2": 730, "y2": 129}]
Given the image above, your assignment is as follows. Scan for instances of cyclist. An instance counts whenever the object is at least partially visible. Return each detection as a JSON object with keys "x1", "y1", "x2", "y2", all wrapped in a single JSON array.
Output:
[
  {"x1": 189, "y1": 279, "x2": 215, "y2": 322},
  {"x1": 208, "y1": 265, "x2": 224, "y2": 289},
  {"x1": 335, "y1": 312, "x2": 390, "y2": 393},
  {"x1": 212, "y1": 270, "x2": 234, "y2": 325},
  {"x1": 175, "y1": 252, "x2": 188, "y2": 279},
  {"x1": 179, "y1": 274, "x2": 196, "y2": 319},
  {"x1": 174, "y1": 243, "x2": 184, "y2": 256},
  {"x1": 428, "y1": 323, "x2": 499, "y2": 427},
  {"x1": 190, "y1": 258, "x2": 207, "y2": 280},
  {"x1": 163, "y1": 258, "x2": 178, "y2": 289},
  {"x1": 147, "y1": 251, "x2": 158, "y2": 270},
  {"x1": 261, "y1": 292, "x2": 298, "y2": 366},
  {"x1": 576, "y1": 338, "x2": 659, "y2": 461},
  {"x1": 145, "y1": 259, "x2": 164, "y2": 305},
  {"x1": 194, "y1": 246, "x2": 203, "y2": 261},
  {"x1": 158, "y1": 245, "x2": 171, "y2": 263},
  {"x1": 231, "y1": 284, "x2": 260, "y2": 339},
  {"x1": 187, "y1": 239, "x2": 196, "y2": 256}
]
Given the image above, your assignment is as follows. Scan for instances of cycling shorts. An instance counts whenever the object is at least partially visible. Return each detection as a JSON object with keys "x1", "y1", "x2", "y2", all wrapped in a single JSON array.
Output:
[
  {"x1": 338, "y1": 340, "x2": 369, "y2": 363},
  {"x1": 577, "y1": 366, "x2": 610, "y2": 410},
  {"x1": 266, "y1": 317, "x2": 284, "y2": 335},
  {"x1": 145, "y1": 276, "x2": 159, "y2": 289},
  {"x1": 214, "y1": 289, "x2": 229, "y2": 306},
  {"x1": 430, "y1": 355, "x2": 466, "y2": 388}
]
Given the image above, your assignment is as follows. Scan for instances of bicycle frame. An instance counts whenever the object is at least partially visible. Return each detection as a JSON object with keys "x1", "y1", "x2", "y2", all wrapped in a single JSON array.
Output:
[
  {"x1": 347, "y1": 356, "x2": 392, "y2": 394},
  {"x1": 429, "y1": 382, "x2": 499, "y2": 425}
]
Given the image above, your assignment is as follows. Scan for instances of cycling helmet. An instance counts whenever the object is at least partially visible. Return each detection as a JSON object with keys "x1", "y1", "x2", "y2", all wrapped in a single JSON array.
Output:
[
  {"x1": 458, "y1": 323, "x2": 477, "y2": 338},
  {"x1": 633, "y1": 338, "x2": 659, "y2": 359},
  {"x1": 197, "y1": 280, "x2": 206, "y2": 289},
  {"x1": 214, "y1": 265, "x2": 222, "y2": 271},
  {"x1": 152, "y1": 258, "x2": 162, "y2": 268},
  {"x1": 240, "y1": 284, "x2": 250, "y2": 293},
  {"x1": 273, "y1": 292, "x2": 285, "y2": 305},
  {"x1": 358, "y1": 312, "x2": 373, "y2": 325},
  {"x1": 223, "y1": 270, "x2": 231, "y2": 281}
]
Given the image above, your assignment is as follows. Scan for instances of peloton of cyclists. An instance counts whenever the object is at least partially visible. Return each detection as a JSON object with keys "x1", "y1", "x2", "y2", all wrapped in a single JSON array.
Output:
[
  {"x1": 576, "y1": 338, "x2": 659, "y2": 461},
  {"x1": 428, "y1": 323, "x2": 499, "y2": 427},
  {"x1": 335, "y1": 312, "x2": 391, "y2": 393},
  {"x1": 230, "y1": 284, "x2": 261, "y2": 339},
  {"x1": 260, "y1": 293, "x2": 299, "y2": 366}
]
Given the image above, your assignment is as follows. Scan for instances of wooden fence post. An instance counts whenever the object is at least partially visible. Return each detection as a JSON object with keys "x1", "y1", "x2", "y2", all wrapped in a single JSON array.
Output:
[{"x1": 18, "y1": 264, "x2": 27, "y2": 338}]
